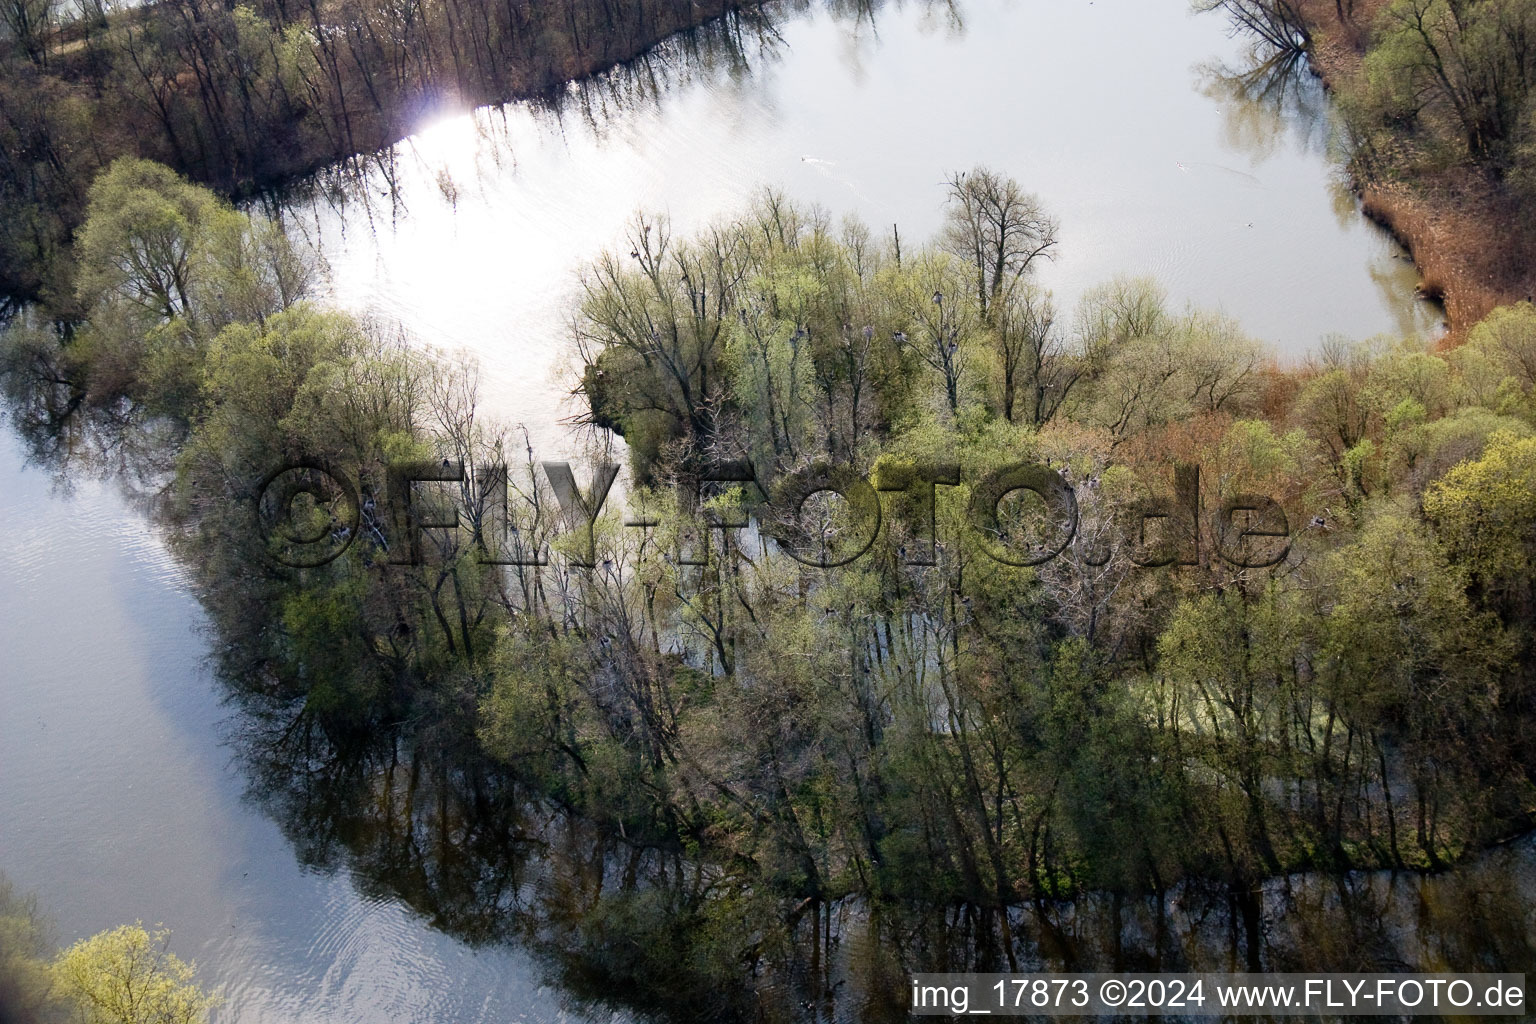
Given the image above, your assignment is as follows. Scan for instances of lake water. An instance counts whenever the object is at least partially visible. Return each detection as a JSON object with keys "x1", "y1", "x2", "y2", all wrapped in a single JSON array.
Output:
[
  {"x1": 284, "y1": 0, "x2": 1437, "y2": 460},
  {"x1": 0, "y1": 1, "x2": 1467, "y2": 1021}
]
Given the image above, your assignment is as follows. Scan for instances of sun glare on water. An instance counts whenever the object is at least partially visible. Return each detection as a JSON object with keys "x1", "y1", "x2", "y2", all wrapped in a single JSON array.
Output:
[{"x1": 407, "y1": 109, "x2": 486, "y2": 203}]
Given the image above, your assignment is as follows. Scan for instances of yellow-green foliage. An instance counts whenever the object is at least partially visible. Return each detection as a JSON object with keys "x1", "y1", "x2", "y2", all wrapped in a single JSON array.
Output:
[
  {"x1": 52, "y1": 925, "x2": 218, "y2": 1024},
  {"x1": 67, "y1": 158, "x2": 312, "y2": 415},
  {"x1": 1364, "y1": 0, "x2": 1536, "y2": 163},
  {"x1": 19, "y1": 161, "x2": 1536, "y2": 969},
  {"x1": 1425, "y1": 430, "x2": 1536, "y2": 590}
]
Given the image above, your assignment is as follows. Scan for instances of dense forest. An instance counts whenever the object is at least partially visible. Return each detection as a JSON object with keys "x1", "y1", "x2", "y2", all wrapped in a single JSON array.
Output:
[
  {"x1": 5, "y1": 147, "x2": 1536, "y2": 1011},
  {"x1": 4, "y1": 0, "x2": 1536, "y2": 1019}
]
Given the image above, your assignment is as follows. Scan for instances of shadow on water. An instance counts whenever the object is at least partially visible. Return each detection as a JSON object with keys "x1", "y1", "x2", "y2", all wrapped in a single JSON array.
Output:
[
  {"x1": 1197, "y1": 48, "x2": 1331, "y2": 162},
  {"x1": 228, "y1": 680, "x2": 1536, "y2": 1022}
]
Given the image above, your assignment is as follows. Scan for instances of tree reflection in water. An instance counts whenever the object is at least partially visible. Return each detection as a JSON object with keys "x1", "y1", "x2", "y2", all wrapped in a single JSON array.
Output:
[
  {"x1": 1, "y1": 4, "x2": 1530, "y2": 1018},
  {"x1": 15, "y1": 398, "x2": 1524, "y2": 1020},
  {"x1": 227, "y1": 680, "x2": 1536, "y2": 1022},
  {"x1": 1197, "y1": 24, "x2": 1441, "y2": 341}
]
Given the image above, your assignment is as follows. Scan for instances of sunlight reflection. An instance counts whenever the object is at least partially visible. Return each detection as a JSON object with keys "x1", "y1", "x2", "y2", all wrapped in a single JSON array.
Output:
[
  {"x1": 303, "y1": 0, "x2": 1440, "y2": 454},
  {"x1": 406, "y1": 110, "x2": 485, "y2": 204}
]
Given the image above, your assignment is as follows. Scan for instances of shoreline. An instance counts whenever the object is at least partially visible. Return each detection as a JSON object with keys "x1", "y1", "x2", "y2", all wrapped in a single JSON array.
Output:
[
  {"x1": 0, "y1": 0, "x2": 774, "y2": 308},
  {"x1": 1297, "y1": 0, "x2": 1536, "y2": 343}
]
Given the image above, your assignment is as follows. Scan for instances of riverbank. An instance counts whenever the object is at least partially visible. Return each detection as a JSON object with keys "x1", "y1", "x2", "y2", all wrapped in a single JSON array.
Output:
[{"x1": 1297, "y1": 0, "x2": 1536, "y2": 343}]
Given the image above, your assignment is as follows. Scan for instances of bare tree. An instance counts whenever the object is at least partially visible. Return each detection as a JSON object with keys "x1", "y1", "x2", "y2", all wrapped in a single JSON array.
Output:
[
  {"x1": 1, "y1": 0, "x2": 55, "y2": 65},
  {"x1": 575, "y1": 213, "x2": 750, "y2": 456},
  {"x1": 894, "y1": 255, "x2": 975, "y2": 416},
  {"x1": 940, "y1": 166, "x2": 1058, "y2": 323},
  {"x1": 995, "y1": 283, "x2": 1085, "y2": 426}
]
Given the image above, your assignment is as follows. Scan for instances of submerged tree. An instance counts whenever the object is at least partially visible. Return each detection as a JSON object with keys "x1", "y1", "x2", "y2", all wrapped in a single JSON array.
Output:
[
  {"x1": 0, "y1": 873, "x2": 54, "y2": 1024},
  {"x1": 10, "y1": 160, "x2": 1536, "y2": 1015}
]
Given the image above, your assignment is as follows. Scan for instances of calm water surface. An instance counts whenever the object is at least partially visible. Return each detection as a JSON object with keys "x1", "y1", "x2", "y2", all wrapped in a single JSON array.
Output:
[
  {"x1": 287, "y1": 0, "x2": 1437, "y2": 457},
  {"x1": 0, "y1": 0, "x2": 1467, "y2": 1021}
]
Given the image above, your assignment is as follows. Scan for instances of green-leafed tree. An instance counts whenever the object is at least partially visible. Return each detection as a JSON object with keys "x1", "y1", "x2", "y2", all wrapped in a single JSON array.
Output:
[{"x1": 52, "y1": 926, "x2": 217, "y2": 1024}]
